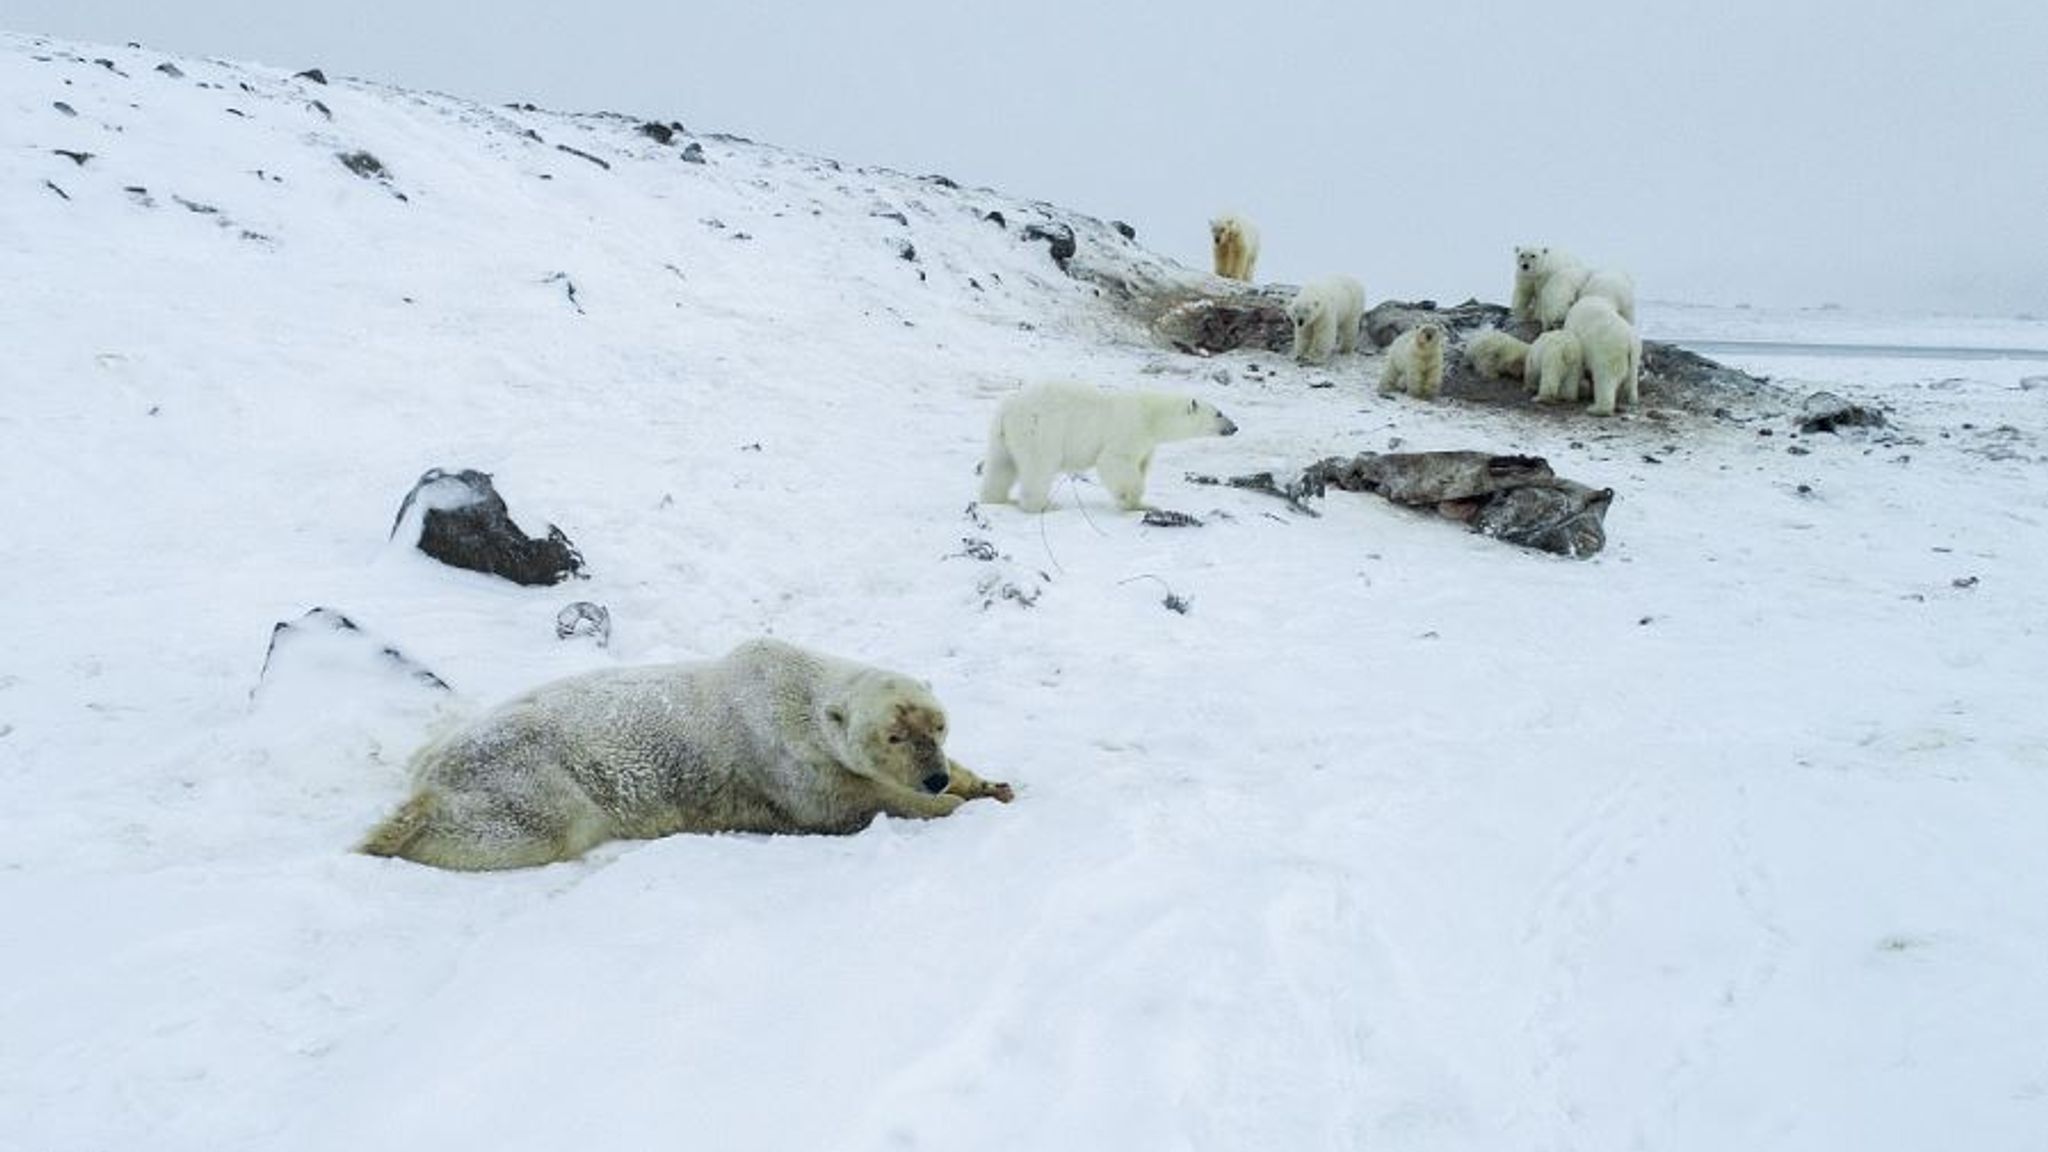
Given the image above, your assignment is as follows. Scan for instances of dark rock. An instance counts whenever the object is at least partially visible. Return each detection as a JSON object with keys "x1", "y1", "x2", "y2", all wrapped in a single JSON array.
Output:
[
  {"x1": 897, "y1": 241, "x2": 917, "y2": 262},
  {"x1": 1154, "y1": 291, "x2": 1298, "y2": 355},
  {"x1": 984, "y1": 210, "x2": 1006, "y2": 228},
  {"x1": 554, "y1": 601, "x2": 612, "y2": 646},
  {"x1": 390, "y1": 468, "x2": 586, "y2": 586},
  {"x1": 255, "y1": 606, "x2": 451, "y2": 699},
  {"x1": 337, "y1": 150, "x2": 388, "y2": 179},
  {"x1": 295, "y1": 67, "x2": 328, "y2": 85},
  {"x1": 872, "y1": 209, "x2": 909, "y2": 226},
  {"x1": 1141, "y1": 509, "x2": 1203, "y2": 527},
  {"x1": 53, "y1": 100, "x2": 76, "y2": 116},
  {"x1": 51, "y1": 149, "x2": 91, "y2": 166},
  {"x1": 1112, "y1": 220, "x2": 1136, "y2": 241},
  {"x1": 1797, "y1": 391, "x2": 1888, "y2": 433},
  {"x1": 1363, "y1": 298, "x2": 1511, "y2": 349},
  {"x1": 1021, "y1": 221, "x2": 1077, "y2": 268},
  {"x1": 637, "y1": 121, "x2": 675, "y2": 144},
  {"x1": 922, "y1": 173, "x2": 959, "y2": 189},
  {"x1": 309, "y1": 99, "x2": 331, "y2": 119},
  {"x1": 555, "y1": 143, "x2": 611, "y2": 169},
  {"x1": 154, "y1": 61, "x2": 184, "y2": 78},
  {"x1": 679, "y1": 141, "x2": 706, "y2": 163},
  {"x1": 93, "y1": 58, "x2": 127, "y2": 76},
  {"x1": 44, "y1": 180, "x2": 69, "y2": 201}
]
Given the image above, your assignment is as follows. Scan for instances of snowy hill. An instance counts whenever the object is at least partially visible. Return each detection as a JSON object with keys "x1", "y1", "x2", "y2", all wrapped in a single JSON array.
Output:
[{"x1": 5, "y1": 31, "x2": 2048, "y2": 1152}]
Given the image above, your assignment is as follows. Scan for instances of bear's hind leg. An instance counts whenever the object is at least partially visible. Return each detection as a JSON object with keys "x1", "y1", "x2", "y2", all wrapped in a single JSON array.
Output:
[
  {"x1": 978, "y1": 436, "x2": 1018, "y2": 504},
  {"x1": 1014, "y1": 465, "x2": 1058, "y2": 513}
]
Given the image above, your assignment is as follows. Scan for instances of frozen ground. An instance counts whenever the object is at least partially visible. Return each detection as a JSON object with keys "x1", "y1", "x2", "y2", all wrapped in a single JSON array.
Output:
[{"x1": 3, "y1": 32, "x2": 2046, "y2": 1152}]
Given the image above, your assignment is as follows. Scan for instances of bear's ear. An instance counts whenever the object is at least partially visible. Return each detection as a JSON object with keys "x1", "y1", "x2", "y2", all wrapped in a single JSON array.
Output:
[{"x1": 826, "y1": 704, "x2": 848, "y2": 729}]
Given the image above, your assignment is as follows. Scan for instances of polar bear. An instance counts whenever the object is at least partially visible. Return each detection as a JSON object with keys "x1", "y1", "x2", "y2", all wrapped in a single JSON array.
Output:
[
  {"x1": 1287, "y1": 274, "x2": 1366, "y2": 364},
  {"x1": 1465, "y1": 328, "x2": 1531, "y2": 381},
  {"x1": 1210, "y1": 214, "x2": 1260, "y2": 281},
  {"x1": 1534, "y1": 256, "x2": 1593, "y2": 329},
  {"x1": 1563, "y1": 296, "x2": 1641, "y2": 416},
  {"x1": 1377, "y1": 323, "x2": 1446, "y2": 399},
  {"x1": 1577, "y1": 268, "x2": 1637, "y2": 324},
  {"x1": 359, "y1": 638, "x2": 1014, "y2": 870},
  {"x1": 1509, "y1": 246, "x2": 1556, "y2": 324},
  {"x1": 1527, "y1": 329, "x2": 1587, "y2": 403},
  {"x1": 979, "y1": 381, "x2": 1238, "y2": 512}
]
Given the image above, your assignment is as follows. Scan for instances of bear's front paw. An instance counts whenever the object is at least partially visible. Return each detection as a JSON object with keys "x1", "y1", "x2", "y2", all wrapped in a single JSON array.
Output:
[{"x1": 985, "y1": 781, "x2": 1015, "y2": 803}]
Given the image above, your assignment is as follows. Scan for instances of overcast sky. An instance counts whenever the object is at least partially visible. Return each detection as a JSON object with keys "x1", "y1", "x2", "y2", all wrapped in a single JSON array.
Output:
[{"x1": 14, "y1": 1, "x2": 2048, "y2": 316}]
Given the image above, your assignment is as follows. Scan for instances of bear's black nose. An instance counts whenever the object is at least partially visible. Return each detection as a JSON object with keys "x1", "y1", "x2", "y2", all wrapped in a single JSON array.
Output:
[
  {"x1": 921, "y1": 771, "x2": 951, "y2": 794},
  {"x1": 1219, "y1": 417, "x2": 1239, "y2": 436}
]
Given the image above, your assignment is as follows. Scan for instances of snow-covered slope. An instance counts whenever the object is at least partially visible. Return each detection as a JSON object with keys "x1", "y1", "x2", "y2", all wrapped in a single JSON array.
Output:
[{"x1": 5, "y1": 31, "x2": 2048, "y2": 1152}]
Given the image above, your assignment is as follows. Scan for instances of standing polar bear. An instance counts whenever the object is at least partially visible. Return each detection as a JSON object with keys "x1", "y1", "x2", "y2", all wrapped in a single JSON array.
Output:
[
  {"x1": 1210, "y1": 214, "x2": 1260, "y2": 281},
  {"x1": 1564, "y1": 296, "x2": 1642, "y2": 416},
  {"x1": 1515, "y1": 245, "x2": 1638, "y2": 328},
  {"x1": 980, "y1": 381, "x2": 1238, "y2": 512},
  {"x1": 1527, "y1": 329, "x2": 1587, "y2": 403},
  {"x1": 1378, "y1": 323, "x2": 1446, "y2": 399},
  {"x1": 359, "y1": 639, "x2": 1014, "y2": 870},
  {"x1": 1287, "y1": 274, "x2": 1367, "y2": 365}
]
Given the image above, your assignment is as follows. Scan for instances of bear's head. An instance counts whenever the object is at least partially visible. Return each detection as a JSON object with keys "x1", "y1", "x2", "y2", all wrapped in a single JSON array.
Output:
[
  {"x1": 1286, "y1": 293, "x2": 1327, "y2": 328},
  {"x1": 1515, "y1": 246, "x2": 1548, "y2": 277},
  {"x1": 1210, "y1": 217, "x2": 1238, "y2": 245},
  {"x1": 1188, "y1": 397, "x2": 1238, "y2": 437},
  {"x1": 1414, "y1": 323, "x2": 1443, "y2": 352},
  {"x1": 826, "y1": 676, "x2": 953, "y2": 796}
]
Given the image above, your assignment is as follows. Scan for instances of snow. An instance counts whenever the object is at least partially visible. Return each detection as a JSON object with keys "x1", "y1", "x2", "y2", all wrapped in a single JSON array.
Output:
[{"x1": 5, "y1": 30, "x2": 2048, "y2": 1152}]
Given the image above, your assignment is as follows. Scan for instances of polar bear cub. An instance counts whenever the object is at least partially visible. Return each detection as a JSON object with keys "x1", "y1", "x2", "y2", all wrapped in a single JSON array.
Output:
[
  {"x1": 980, "y1": 381, "x2": 1238, "y2": 512},
  {"x1": 1527, "y1": 329, "x2": 1587, "y2": 403},
  {"x1": 1210, "y1": 214, "x2": 1260, "y2": 281},
  {"x1": 359, "y1": 638, "x2": 1014, "y2": 870},
  {"x1": 1465, "y1": 328, "x2": 1531, "y2": 381},
  {"x1": 1287, "y1": 274, "x2": 1366, "y2": 365},
  {"x1": 1378, "y1": 323, "x2": 1446, "y2": 399},
  {"x1": 1563, "y1": 296, "x2": 1641, "y2": 416}
]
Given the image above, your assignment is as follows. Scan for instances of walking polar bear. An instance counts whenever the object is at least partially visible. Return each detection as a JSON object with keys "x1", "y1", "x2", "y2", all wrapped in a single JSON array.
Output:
[
  {"x1": 359, "y1": 639, "x2": 1013, "y2": 870},
  {"x1": 1378, "y1": 323, "x2": 1446, "y2": 399},
  {"x1": 1210, "y1": 214, "x2": 1259, "y2": 281},
  {"x1": 979, "y1": 381, "x2": 1238, "y2": 512},
  {"x1": 1287, "y1": 274, "x2": 1367, "y2": 365}
]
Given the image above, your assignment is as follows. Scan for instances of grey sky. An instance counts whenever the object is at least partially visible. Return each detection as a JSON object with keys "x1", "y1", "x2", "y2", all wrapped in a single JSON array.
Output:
[{"x1": 14, "y1": 1, "x2": 2048, "y2": 316}]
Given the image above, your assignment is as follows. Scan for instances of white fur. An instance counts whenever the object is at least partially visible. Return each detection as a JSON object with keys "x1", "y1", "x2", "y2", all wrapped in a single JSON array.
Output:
[
  {"x1": 1377, "y1": 323, "x2": 1446, "y2": 399},
  {"x1": 1534, "y1": 258, "x2": 1593, "y2": 329},
  {"x1": 1210, "y1": 214, "x2": 1260, "y2": 281},
  {"x1": 1563, "y1": 296, "x2": 1641, "y2": 416},
  {"x1": 1287, "y1": 275, "x2": 1367, "y2": 365},
  {"x1": 1577, "y1": 268, "x2": 1637, "y2": 324},
  {"x1": 1465, "y1": 328, "x2": 1531, "y2": 381},
  {"x1": 1528, "y1": 329, "x2": 1587, "y2": 404},
  {"x1": 359, "y1": 639, "x2": 1011, "y2": 870},
  {"x1": 1510, "y1": 245, "x2": 1559, "y2": 323},
  {"x1": 979, "y1": 381, "x2": 1238, "y2": 512}
]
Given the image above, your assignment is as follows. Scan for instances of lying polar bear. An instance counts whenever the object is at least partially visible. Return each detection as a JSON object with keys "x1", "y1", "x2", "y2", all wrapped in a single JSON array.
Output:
[{"x1": 360, "y1": 638, "x2": 1012, "y2": 870}]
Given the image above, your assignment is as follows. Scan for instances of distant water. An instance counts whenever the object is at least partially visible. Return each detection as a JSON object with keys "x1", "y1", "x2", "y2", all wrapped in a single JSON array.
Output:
[{"x1": 1672, "y1": 338, "x2": 2048, "y2": 363}]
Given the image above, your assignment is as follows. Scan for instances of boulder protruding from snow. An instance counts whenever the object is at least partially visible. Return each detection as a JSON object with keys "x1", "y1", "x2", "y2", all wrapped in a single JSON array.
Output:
[
  {"x1": 390, "y1": 468, "x2": 586, "y2": 586},
  {"x1": 554, "y1": 601, "x2": 611, "y2": 646},
  {"x1": 1797, "y1": 391, "x2": 1888, "y2": 434},
  {"x1": 1021, "y1": 221, "x2": 1076, "y2": 269},
  {"x1": 253, "y1": 606, "x2": 451, "y2": 701}
]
